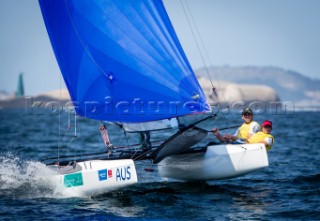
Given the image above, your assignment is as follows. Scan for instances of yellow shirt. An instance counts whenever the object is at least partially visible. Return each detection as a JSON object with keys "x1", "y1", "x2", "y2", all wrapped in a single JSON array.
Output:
[
  {"x1": 248, "y1": 131, "x2": 274, "y2": 151},
  {"x1": 236, "y1": 121, "x2": 260, "y2": 139}
]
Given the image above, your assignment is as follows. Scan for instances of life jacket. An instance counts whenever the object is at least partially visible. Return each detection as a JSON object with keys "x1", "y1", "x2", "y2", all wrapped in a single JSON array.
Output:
[
  {"x1": 248, "y1": 131, "x2": 274, "y2": 151},
  {"x1": 237, "y1": 121, "x2": 259, "y2": 139}
]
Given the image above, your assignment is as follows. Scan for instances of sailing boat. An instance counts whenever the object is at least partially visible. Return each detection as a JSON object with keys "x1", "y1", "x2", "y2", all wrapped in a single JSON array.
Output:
[{"x1": 39, "y1": 0, "x2": 268, "y2": 195}]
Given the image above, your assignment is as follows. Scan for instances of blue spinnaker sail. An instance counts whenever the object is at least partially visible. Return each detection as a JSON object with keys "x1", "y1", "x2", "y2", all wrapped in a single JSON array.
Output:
[{"x1": 39, "y1": 0, "x2": 209, "y2": 122}]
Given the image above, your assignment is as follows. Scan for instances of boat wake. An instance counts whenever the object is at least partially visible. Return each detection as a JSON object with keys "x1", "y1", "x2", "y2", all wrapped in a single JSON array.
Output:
[{"x1": 0, "y1": 153, "x2": 87, "y2": 198}]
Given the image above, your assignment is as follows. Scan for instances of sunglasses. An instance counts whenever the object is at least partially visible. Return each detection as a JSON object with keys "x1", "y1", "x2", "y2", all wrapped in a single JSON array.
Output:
[
  {"x1": 263, "y1": 125, "x2": 272, "y2": 129},
  {"x1": 243, "y1": 113, "x2": 252, "y2": 116}
]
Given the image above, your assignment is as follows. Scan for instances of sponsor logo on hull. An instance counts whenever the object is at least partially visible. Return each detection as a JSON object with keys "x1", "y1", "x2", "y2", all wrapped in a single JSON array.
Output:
[
  {"x1": 98, "y1": 168, "x2": 113, "y2": 181},
  {"x1": 64, "y1": 173, "x2": 83, "y2": 187},
  {"x1": 98, "y1": 169, "x2": 108, "y2": 181}
]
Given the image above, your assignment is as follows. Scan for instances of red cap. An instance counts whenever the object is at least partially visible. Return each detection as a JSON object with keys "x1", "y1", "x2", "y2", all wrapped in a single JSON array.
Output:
[{"x1": 262, "y1": 120, "x2": 272, "y2": 128}]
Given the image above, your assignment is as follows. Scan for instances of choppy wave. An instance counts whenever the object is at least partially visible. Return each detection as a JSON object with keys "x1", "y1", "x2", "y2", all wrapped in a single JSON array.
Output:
[
  {"x1": 0, "y1": 152, "x2": 88, "y2": 198},
  {"x1": 1, "y1": 110, "x2": 320, "y2": 220},
  {"x1": 291, "y1": 173, "x2": 320, "y2": 185}
]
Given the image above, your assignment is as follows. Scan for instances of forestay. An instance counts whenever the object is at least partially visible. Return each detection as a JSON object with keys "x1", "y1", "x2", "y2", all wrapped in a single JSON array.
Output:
[{"x1": 38, "y1": 0, "x2": 209, "y2": 123}]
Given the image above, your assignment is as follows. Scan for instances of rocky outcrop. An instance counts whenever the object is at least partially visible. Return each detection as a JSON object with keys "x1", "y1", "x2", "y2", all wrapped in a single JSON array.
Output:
[
  {"x1": 1, "y1": 81, "x2": 280, "y2": 109},
  {"x1": 196, "y1": 66, "x2": 320, "y2": 108},
  {"x1": 36, "y1": 89, "x2": 70, "y2": 100},
  {"x1": 198, "y1": 78, "x2": 280, "y2": 105},
  {"x1": 0, "y1": 89, "x2": 70, "y2": 109}
]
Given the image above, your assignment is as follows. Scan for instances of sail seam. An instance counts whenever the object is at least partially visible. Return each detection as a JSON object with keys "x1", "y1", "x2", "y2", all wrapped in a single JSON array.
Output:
[{"x1": 63, "y1": 0, "x2": 110, "y2": 81}]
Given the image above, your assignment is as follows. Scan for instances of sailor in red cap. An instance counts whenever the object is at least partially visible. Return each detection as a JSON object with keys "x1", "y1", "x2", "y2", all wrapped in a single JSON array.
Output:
[{"x1": 247, "y1": 120, "x2": 274, "y2": 151}]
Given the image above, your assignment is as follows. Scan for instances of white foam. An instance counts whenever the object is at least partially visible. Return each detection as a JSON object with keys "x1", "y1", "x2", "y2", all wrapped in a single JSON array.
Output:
[{"x1": 0, "y1": 153, "x2": 85, "y2": 198}]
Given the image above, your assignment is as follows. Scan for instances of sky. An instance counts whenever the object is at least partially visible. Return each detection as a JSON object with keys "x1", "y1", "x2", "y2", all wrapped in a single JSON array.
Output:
[{"x1": 0, "y1": 0, "x2": 319, "y2": 95}]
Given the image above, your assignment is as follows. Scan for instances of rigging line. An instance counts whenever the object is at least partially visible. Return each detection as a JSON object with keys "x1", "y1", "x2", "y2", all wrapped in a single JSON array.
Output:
[
  {"x1": 180, "y1": 0, "x2": 223, "y2": 122},
  {"x1": 179, "y1": 0, "x2": 213, "y2": 89},
  {"x1": 181, "y1": 0, "x2": 230, "y2": 110},
  {"x1": 121, "y1": 124, "x2": 132, "y2": 152},
  {"x1": 132, "y1": 149, "x2": 154, "y2": 161},
  {"x1": 184, "y1": 1, "x2": 223, "y2": 100},
  {"x1": 58, "y1": 67, "x2": 62, "y2": 163},
  {"x1": 195, "y1": 124, "x2": 241, "y2": 133},
  {"x1": 237, "y1": 146, "x2": 247, "y2": 169},
  {"x1": 74, "y1": 114, "x2": 84, "y2": 161},
  {"x1": 74, "y1": 113, "x2": 77, "y2": 138},
  {"x1": 63, "y1": 112, "x2": 71, "y2": 141},
  {"x1": 115, "y1": 123, "x2": 129, "y2": 149},
  {"x1": 181, "y1": 0, "x2": 213, "y2": 88},
  {"x1": 101, "y1": 122, "x2": 130, "y2": 155},
  {"x1": 65, "y1": 112, "x2": 78, "y2": 161},
  {"x1": 129, "y1": 137, "x2": 152, "y2": 160}
]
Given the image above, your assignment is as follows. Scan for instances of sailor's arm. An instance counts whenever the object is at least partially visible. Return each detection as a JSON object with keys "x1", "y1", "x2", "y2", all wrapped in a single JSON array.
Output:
[
  {"x1": 224, "y1": 134, "x2": 238, "y2": 141},
  {"x1": 211, "y1": 128, "x2": 226, "y2": 141}
]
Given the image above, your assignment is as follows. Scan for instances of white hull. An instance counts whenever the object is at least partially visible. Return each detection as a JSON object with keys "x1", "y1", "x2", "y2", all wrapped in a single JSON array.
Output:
[
  {"x1": 48, "y1": 159, "x2": 137, "y2": 196},
  {"x1": 158, "y1": 143, "x2": 268, "y2": 181}
]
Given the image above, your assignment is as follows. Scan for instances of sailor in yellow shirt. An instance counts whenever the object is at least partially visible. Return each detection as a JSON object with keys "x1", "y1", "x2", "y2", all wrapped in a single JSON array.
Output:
[
  {"x1": 247, "y1": 120, "x2": 274, "y2": 151},
  {"x1": 212, "y1": 107, "x2": 260, "y2": 143}
]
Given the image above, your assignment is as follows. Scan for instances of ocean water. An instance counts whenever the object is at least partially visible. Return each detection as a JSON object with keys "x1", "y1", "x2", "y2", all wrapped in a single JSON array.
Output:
[{"x1": 0, "y1": 108, "x2": 319, "y2": 220}]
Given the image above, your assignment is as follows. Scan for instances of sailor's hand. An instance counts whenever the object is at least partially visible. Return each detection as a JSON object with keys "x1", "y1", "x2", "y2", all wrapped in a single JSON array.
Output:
[
  {"x1": 211, "y1": 128, "x2": 219, "y2": 135},
  {"x1": 224, "y1": 134, "x2": 233, "y2": 142}
]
